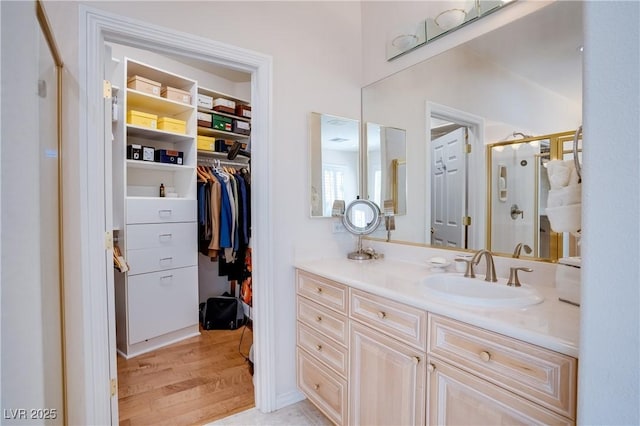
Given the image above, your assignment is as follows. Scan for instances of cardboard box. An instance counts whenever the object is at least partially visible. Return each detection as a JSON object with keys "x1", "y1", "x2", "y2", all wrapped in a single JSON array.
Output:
[
  {"x1": 127, "y1": 144, "x2": 142, "y2": 160},
  {"x1": 127, "y1": 110, "x2": 158, "y2": 129},
  {"x1": 215, "y1": 140, "x2": 247, "y2": 153},
  {"x1": 127, "y1": 75, "x2": 161, "y2": 96},
  {"x1": 197, "y1": 135, "x2": 216, "y2": 152},
  {"x1": 154, "y1": 149, "x2": 183, "y2": 165},
  {"x1": 212, "y1": 98, "x2": 236, "y2": 114},
  {"x1": 232, "y1": 119, "x2": 251, "y2": 135},
  {"x1": 197, "y1": 93, "x2": 213, "y2": 109},
  {"x1": 235, "y1": 104, "x2": 251, "y2": 118},
  {"x1": 197, "y1": 112, "x2": 212, "y2": 128},
  {"x1": 158, "y1": 117, "x2": 186, "y2": 134},
  {"x1": 161, "y1": 86, "x2": 191, "y2": 105},
  {"x1": 212, "y1": 114, "x2": 233, "y2": 132}
]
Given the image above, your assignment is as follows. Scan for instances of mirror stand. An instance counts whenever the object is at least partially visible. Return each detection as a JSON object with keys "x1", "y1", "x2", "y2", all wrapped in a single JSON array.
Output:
[{"x1": 348, "y1": 235, "x2": 371, "y2": 261}]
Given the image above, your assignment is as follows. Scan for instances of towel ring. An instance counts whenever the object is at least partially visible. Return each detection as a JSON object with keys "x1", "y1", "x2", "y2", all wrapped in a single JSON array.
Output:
[{"x1": 573, "y1": 126, "x2": 582, "y2": 183}]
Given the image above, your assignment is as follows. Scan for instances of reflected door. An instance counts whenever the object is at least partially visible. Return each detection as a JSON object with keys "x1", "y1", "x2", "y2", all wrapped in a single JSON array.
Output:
[{"x1": 431, "y1": 127, "x2": 466, "y2": 247}]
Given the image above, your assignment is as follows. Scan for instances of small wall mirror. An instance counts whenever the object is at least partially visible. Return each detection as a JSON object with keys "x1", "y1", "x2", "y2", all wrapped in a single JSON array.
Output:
[
  {"x1": 309, "y1": 112, "x2": 360, "y2": 217},
  {"x1": 366, "y1": 123, "x2": 407, "y2": 215}
]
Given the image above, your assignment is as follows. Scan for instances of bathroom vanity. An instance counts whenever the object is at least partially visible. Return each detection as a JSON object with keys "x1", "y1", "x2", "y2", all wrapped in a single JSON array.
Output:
[{"x1": 295, "y1": 258, "x2": 579, "y2": 425}]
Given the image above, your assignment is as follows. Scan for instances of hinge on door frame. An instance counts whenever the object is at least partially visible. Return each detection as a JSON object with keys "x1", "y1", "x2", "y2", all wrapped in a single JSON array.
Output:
[
  {"x1": 110, "y1": 378, "x2": 117, "y2": 397},
  {"x1": 105, "y1": 231, "x2": 113, "y2": 250},
  {"x1": 464, "y1": 144, "x2": 472, "y2": 154},
  {"x1": 103, "y1": 80, "x2": 112, "y2": 99},
  {"x1": 463, "y1": 216, "x2": 472, "y2": 226}
]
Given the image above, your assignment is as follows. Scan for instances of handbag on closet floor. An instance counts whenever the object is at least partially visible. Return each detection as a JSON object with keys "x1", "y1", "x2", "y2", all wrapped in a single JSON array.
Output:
[{"x1": 200, "y1": 295, "x2": 245, "y2": 330}]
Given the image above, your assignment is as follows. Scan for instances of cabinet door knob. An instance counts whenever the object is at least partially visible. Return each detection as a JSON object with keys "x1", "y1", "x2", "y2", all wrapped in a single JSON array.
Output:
[
  {"x1": 316, "y1": 344, "x2": 322, "y2": 351},
  {"x1": 377, "y1": 311, "x2": 386, "y2": 319},
  {"x1": 315, "y1": 316, "x2": 322, "y2": 322},
  {"x1": 412, "y1": 356, "x2": 420, "y2": 365},
  {"x1": 316, "y1": 287, "x2": 323, "y2": 294},
  {"x1": 427, "y1": 363, "x2": 435, "y2": 372},
  {"x1": 313, "y1": 384, "x2": 320, "y2": 391},
  {"x1": 480, "y1": 351, "x2": 491, "y2": 362}
]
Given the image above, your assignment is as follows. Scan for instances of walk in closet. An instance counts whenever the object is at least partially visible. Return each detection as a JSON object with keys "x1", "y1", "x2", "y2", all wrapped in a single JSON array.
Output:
[{"x1": 107, "y1": 42, "x2": 255, "y2": 424}]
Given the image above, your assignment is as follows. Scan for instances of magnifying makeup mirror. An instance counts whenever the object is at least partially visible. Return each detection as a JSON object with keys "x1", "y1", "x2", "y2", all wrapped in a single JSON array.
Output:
[{"x1": 342, "y1": 199, "x2": 382, "y2": 260}]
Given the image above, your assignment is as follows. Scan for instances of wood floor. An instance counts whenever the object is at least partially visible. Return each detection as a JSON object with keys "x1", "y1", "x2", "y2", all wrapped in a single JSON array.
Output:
[{"x1": 117, "y1": 326, "x2": 255, "y2": 426}]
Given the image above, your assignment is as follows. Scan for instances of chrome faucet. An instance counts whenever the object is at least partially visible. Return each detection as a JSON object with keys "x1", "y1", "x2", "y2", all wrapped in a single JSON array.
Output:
[
  {"x1": 512, "y1": 243, "x2": 532, "y2": 258},
  {"x1": 466, "y1": 249, "x2": 498, "y2": 282}
]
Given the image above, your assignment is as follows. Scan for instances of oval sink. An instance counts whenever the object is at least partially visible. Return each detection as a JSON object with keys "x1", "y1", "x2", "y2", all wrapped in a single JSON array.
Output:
[{"x1": 421, "y1": 274, "x2": 544, "y2": 308}]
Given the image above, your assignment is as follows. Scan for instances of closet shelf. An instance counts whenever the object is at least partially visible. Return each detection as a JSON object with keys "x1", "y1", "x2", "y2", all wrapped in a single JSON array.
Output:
[
  {"x1": 127, "y1": 89, "x2": 194, "y2": 115},
  {"x1": 197, "y1": 107, "x2": 250, "y2": 123},
  {"x1": 127, "y1": 124, "x2": 194, "y2": 142},
  {"x1": 197, "y1": 126, "x2": 250, "y2": 140},
  {"x1": 126, "y1": 195, "x2": 196, "y2": 201},
  {"x1": 126, "y1": 159, "x2": 195, "y2": 172}
]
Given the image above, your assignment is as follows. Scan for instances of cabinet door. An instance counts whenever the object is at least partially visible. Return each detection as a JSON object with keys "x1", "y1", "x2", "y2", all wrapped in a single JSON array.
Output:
[
  {"x1": 427, "y1": 358, "x2": 573, "y2": 426},
  {"x1": 349, "y1": 322, "x2": 426, "y2": 426}
]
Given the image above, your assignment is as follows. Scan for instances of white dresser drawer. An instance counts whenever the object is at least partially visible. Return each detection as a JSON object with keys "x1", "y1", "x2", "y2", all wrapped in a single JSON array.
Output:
[
  {"x1": 126, "y1": 222, "x2": 196, "y2": 250},
  {"x1": 350, "y1": 288, "x2": 427, "y2": 351},
  {"x1": 127, "y1": 246, "x2": 197, "y2": 275},
  {"x1": 126, "y1": 198, "x2": 196, "y2": 224},
  {"x1": 127, "y1": 266, "x2": 198, "y2": 345},
  {"x1": 297, "y1": 347, "x2": 347, "y2": 426}
]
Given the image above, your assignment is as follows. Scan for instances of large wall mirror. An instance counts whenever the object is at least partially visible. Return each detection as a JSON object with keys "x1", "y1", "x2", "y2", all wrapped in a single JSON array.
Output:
[
  {"x1": 362, "y1": 1, "x2": 582, "y2": 261},
  {"x1": 309, "y1": 112, "x2": 360, "y2": 217}
]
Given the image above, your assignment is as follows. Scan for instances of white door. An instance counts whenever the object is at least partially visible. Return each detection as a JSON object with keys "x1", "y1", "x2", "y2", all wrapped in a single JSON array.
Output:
[{"x1": 431, "y1": 127, "x2": 467, "y2": 248}]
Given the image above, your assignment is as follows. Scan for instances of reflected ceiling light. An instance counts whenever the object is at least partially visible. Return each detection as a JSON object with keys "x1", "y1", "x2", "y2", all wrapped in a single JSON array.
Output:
[
  {"x1": 392, "y1": 33, "x2": 420, "y2": 51},
  {"x1": 433, "y1": 1, "x2": 475, "y2": 31},
  {"x1": 493, "y1": 146, "x2": 505, "y2": 152}
]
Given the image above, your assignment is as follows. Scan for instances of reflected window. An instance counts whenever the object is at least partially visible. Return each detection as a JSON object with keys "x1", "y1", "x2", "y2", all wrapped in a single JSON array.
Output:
[{"x1": 323, "y1": 164, "x2": 345, "y2": 216}]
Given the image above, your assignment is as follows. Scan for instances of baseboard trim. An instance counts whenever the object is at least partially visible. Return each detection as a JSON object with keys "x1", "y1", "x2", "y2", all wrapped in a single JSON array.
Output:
[{"x1": 275, "y1": 389, "x2": 305, "y2": 411}]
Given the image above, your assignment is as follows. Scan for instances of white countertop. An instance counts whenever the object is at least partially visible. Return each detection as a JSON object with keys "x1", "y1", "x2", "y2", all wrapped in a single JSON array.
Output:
[{"x1": 295, "y1": 257, "x2": 580, "y2": 358}]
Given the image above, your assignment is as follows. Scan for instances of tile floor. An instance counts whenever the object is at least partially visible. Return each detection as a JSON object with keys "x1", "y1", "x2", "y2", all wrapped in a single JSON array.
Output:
[{"x1": 208, "y1": 399, "x2": 332, "y2": 426}]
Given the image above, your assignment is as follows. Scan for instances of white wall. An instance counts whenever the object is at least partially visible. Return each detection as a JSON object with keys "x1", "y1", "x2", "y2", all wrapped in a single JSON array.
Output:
[
  {"x1": 38, "y1": 0, "x2": 362, "y2": 422},
  {"x1": 579, "y1": 1, "x2": 639, "y2": 424}
]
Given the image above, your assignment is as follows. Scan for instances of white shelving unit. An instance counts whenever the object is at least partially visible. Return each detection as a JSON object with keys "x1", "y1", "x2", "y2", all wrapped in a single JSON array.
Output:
[{"x1": 197, "y1": 86, "x2": 252, "y2": 151}]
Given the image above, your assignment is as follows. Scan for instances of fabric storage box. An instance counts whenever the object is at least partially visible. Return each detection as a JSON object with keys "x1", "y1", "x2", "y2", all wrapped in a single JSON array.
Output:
[
  {"x1": 212, "y1": 114, "x2": 233, "y2": 132},
  {"x1": 232, "y1": 119, "x2": 251, "y2": 135},
  {"x1": 127, "y1": 110, "x2": 157, "y2": 129},
  {"x1": 197, "y1": 112, "x2": 212, "y2": 128},
  {"x1": 197, "y1": 93, "x2": 213, "y2": 109},
  {"x1": 154, "y1": 149, "x2": 183, "y2": 165},
  {"x1": 235, "y1": 104, "x2": 251, "y2": 118},
  {"x1": 161, "y1": 86, "x2": 191, "y2": 105},
  {"x1": 197, "y1": 135, "x2": 216, "y2": 152},
  {"x1": 127, "y1": 75, "x2": 161, "y2": 96},
  {"x1": 127, "y1": 144, "x2": 142, "y2": 160},
  {"x1": 212, "y1": 98, "x2": 236, "y2": 114},
  {"x1": 158, "y1": 117, "x2": 186, "y2": 134}
]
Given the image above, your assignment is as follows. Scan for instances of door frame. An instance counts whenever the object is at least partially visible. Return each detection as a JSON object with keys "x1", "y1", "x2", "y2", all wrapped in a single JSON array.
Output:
[
  {"x1": 426, "y1": 102, "x2": 485, "y2": 250},
  {"x1": 78, "y1": 6, "x2": 275, "y2": 423}
]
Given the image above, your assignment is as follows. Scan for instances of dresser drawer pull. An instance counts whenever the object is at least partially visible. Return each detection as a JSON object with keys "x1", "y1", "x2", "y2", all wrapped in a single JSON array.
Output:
[
  {"x1": 160, "y1": 274, "x2": 173, "y2": 284},
  {"x1": 377, "y1": 311, "x2": 387, "y2": 319},
  {"x1": 159, "y1": 257, "x2": 173, "y2": 262},
  {"x1": 158, "y1": 209, "x2": 172, "y2": 217},
  {"x1": 479, "y1": 351, "x2": 491, "y2": 362},
  {"x1": 412, "y1": 356, "x2": 420, "y2": 365},
  {"x1": 158, "y1": 233, "x2": 173, "y2": 241},
  {"x1": 315, "y1": 316, "x2": 322, "y2": 322},
  {"x1": 427, "y1": 363, "x2": 435, "y2": 372},
  {"x1": 316, "y1": 344, "x2": 323, "y2": 351},
  {"x1": 314, "y1": 384, "x2": 320, "y2": 391},
  {"x1": 316, "y1": 287, "x2": 323, "y2": 294}
]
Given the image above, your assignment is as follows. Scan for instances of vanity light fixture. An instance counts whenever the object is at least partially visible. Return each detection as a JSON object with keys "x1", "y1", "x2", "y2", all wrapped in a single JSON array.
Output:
[{"x1": 433, "y1": 0, "x2": 476, "y2": 31}]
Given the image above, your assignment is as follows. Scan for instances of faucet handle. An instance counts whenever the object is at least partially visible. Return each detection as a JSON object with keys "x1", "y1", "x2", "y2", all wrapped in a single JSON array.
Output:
[
  {"x1": 507, "y1": 267, "x2": 533, "y2": 287},
  {"x1": 456, "y1": 258, "x2": 475, "y2": 278}
]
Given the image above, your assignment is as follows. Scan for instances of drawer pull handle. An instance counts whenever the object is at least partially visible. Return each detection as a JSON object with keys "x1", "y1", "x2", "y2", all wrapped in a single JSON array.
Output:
[
  {"x1": 160, "y1": 275, "x2": 173, "y2": 284},
  {"x1": 427, "y1": 363, "x2": 435, "y2": 372},
  {"x1": 316, "y1": 287, "x2": 323, "y2": 294},
  {"x1": 313, "y1": 384, "x2": 320, "y2": 391},
  {"x1": 316, "y1": 344, "x2": 322, "y2": 351},
  {"x1": 412, "y1": 356, "x2": 420, "y2": 365},
  {"x1": 158, "y1": 209, "x2": 172, "y2": 216},
  {"x1": 160, "y1": 257, "x2": 173, "y2": 262},
  {"x1": 480, "y1": 351, "x2": 491, "y2": 362},
  {"x1": 159, "y1": 233, "x2": 172, "y2": 240},
  {"x1": 377, "y1": 311, "x2": 386, "y2": 319},
  {"x1": 316, "y1": 316, "x2": 322, "y2": 322}
]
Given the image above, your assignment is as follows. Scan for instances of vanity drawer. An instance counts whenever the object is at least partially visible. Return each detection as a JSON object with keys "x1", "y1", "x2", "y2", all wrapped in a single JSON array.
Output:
[
  {"x1": 428, "y1": 314, "x2": 577, "y2": 419},
  {"x1": 297, "y1": 297, "x2": 347, "y2": 346},
  {"x1": 126, "y1": 222, "x2": 197, "y2": 250},
  {"x1": 297, "y1": 347, "x2": 347, "y2": 426},
  {"x1": 350, "y1": 288, "x2": 427, "y2": 351},
  {"x1": 297, "y1": 322, "x2": 348, "y2": 377},
  {"x1": 126, "y1": 198, "x2": 196, "y2": 224},
  {"x1": 296, "y1": 270, "x2": 348, "y2": 314}
]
